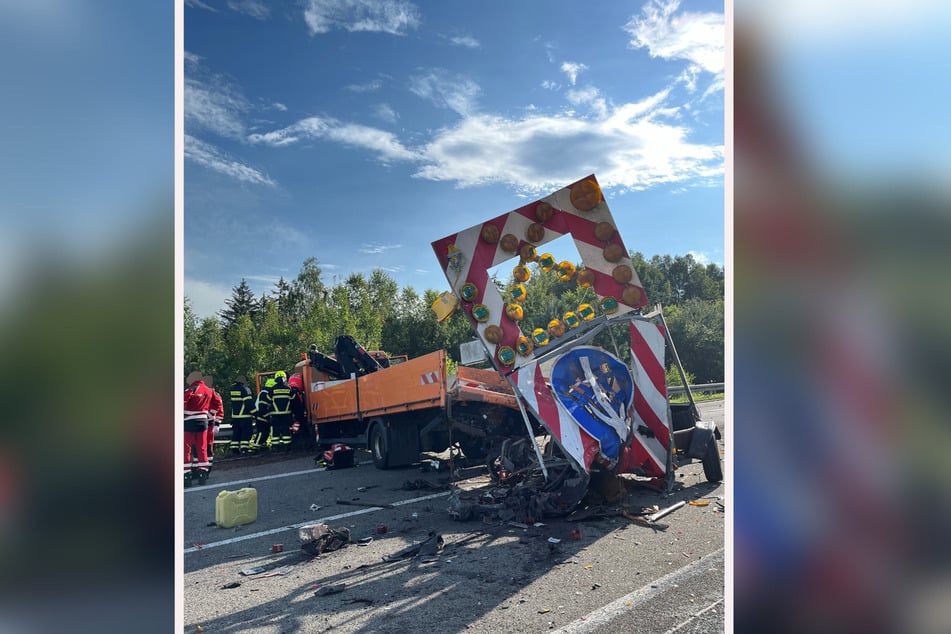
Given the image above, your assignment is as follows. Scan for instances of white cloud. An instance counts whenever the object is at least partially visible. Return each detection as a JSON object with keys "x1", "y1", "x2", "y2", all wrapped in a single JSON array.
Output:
[
  {"x1": 413, "y1": 88, "x2": 722, "y2": 193},
  {"x1": 346, "y1": 79, "x2": 383, "y2": 93},
  {"x1": 372, "y1": 103, "x2": 398, "y2": 123},
  {"x1": 448, "y1": 34, "x2": 480, "y2": 48},
  {"x1": 358, "y1": 243, "x2": 402, "y2": 254},
  {"x1": 185, "y1": 277, "x2": 232, "y2": 320},
  {"x1": 560, "y1": 61, "x2": 588, "y2": 86},
  {"x1": 185, "y1": 0, "x2": 217, "y2": 11},
  {"x1": 566, "y1": 86, "x2": 607, "y2": 118},
  {"x1": 272, "y1": 102, "x2": 288, "y2": 111},
  {"x1": 248, "y1": 116, "x2": 419, "y2": 162},
  {"x1": 228, "y1": 0, "x2": 269, "y2": 20},
  {"x1": 541, "y1": 80, "x2": 559, "y2": 91},
  {"x1": 409, "y1": 70, "x2": 481, "y2": 116},
  {"x1": 624, "y1": 0, "x2": 724, "y2": 75},
  {"x1": 687, "y1": 250, "x2": 710, "y2": 265},
  {"x1": 185, "y1": 53, "x2": 250, "y2": 140},
  {"x1": 185, "y1": 134, "x2": 277, "y2": 186},
  {"x1": 302, "y1": 0, "x2": 420, "y2": 35},
  {"x1": 250, "y1": 79, "x2": 721, "y2": 195}
]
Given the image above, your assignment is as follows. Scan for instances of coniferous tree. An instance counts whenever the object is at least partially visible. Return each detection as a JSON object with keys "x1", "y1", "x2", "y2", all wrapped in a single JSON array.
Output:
[{"x1": 219, "y1": 279, "x2": 258, "y2": 329}]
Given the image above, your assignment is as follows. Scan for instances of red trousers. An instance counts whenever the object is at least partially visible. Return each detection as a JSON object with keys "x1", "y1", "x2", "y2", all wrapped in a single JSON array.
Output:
[{"x1": 184, "y1": 430, "x2": 209, "y2": 475}]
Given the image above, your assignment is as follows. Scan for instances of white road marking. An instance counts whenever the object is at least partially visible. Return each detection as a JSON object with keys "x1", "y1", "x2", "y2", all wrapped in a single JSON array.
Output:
[
  {"x1": 663, "y1": 598, "x2": 724, "y2": 633},
  {"x1": 184, "y1": 460, "x2": 374, "y2": 493},
  {"x1": 185, "y1": 491, "x2": 449, "y2": 554},
  {"x1": 552, "y1": 548, "x2": 724, "y2": 633}
]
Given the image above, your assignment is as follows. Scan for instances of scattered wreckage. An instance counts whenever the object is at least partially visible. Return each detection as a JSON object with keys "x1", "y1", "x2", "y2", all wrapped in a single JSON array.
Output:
[{"x1": 431, "y1": 174, "x2": 722, "y2": 522}]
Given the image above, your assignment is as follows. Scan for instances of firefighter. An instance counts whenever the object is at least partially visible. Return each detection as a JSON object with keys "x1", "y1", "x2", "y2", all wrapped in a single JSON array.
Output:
[
  {"x1": 264, "y1": 371, "x2": 294, "y2": 451},
  {"x1": 204, "y1": 376, "x2": 224, "y2": 472},
  {"x1": 228, "y1": 376, "x2": 255, "y2": 454},
  {"x1": 251, "y1": 378, "x2": 275, "y2": 451},
  {"x1": 183, "y1": 370, "x2": 212, "y2": 486}
]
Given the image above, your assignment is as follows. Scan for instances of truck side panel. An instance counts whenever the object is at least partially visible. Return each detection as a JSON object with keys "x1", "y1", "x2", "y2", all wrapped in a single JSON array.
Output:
[{"x1": 308, "y1": 350, "x2": 447, "y2": 424}]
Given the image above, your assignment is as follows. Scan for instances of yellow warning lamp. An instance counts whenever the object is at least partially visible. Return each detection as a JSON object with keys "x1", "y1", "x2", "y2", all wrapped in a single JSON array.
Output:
[
  {"x1": 576, "y1": 268, "x2": 595, "y2": 288},
  {"x1": 532, "y1": 328, "x2": 550, "y2": 346},
  {"x1": 600, "y1": 296, "x2": 619, "y2": 314},
  {"x1": 460, "y1": 282, "x2": 479, "y2": 302},
  {"x1": 556, "y1": 261, "x2": 576, "y2": 281},
  {"x1": 577, "y1": 303, "x2": 596, "y2": 321},
  {"x1": 538, "y1": 253, "x2": 556, "y2": 272},
  {"x1": 516, "y1": 335, "x2": 534, "y2": 356},
  {"x1": 431, "y1": 291, "x2": 459, "y2": 322},
  {"x1": 519, "y1": 244, "x2": 537, "y2": 262},
  {"x1": 446, "y1": 244, "x2": 464, "y2": 272},
  {"x1": 513, "y1": 264, "x2": 531, "y2": 283},
  {"x1": 563, "y1": 311, "x2": 580, "y2": 329},
  {"x1": 505, "y1": 303, "x2": 524, "y2": 321},
  {"x1": 507, "y1": 284, "x2": 527, "y2": 303},
  {"x1": 472, "y1": 303, "x2": 491, "y2": 322},
  {"x1": 548, "y1": 319, "x2": 566, "y2": 338},
  {"x1": 497, "y1": 347, "x2": 516, "y2": 366}
]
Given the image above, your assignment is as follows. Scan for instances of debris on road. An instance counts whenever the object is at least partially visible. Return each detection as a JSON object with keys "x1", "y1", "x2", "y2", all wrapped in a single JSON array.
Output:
[
  {"x1": 221, "y1": 581, "x2": 241, "y2": 589},
  {"x1": 314, "y1": 583, "x2": 346, "y2": 596},
  {"x1": 647, "y1": 500, "x2": 686, "y2": 522},
  {"x1": 252, "y1": 565, "x2": 295, "y2": 578},
  {"x1": 299, "y1": 523, "x2": 352, "y2": 556},
  {"x1": 622, "y1": 510, "x2": 669, "y2": 531},
  {"x1": 310, "y1": 504, "x2": 322, "y2": 511},
  {"x1": 240, "y1": 566, "x2": 266, "y2": 576}
]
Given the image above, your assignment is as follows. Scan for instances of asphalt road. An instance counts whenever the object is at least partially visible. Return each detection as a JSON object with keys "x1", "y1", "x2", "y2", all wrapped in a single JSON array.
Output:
[{"x1": 182, "y1": 400, "x2": 725, "y2": 633}]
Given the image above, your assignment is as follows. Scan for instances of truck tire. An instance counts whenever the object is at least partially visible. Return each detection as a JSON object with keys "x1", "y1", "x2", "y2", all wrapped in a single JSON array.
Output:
[
  {"x1": 369, "y1": 423, "x2": 390, "y2": 470},
  {"x1": 702, "y1": 437, "x2": 722, "y2": 483}
]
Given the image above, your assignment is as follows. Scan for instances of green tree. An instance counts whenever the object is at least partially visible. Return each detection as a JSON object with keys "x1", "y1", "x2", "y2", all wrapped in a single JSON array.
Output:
[
  {"x1": 219, "y1": 279, "x2": 258, "y2": 329},
  {"x1": 662, "y1": 297, "x2": 724, "y2": 383}
]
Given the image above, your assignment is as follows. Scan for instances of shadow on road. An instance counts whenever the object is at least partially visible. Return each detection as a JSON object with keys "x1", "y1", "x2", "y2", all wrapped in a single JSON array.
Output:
[{"x1": 186, "y1": 469, "x2": 723, "y2": 633}]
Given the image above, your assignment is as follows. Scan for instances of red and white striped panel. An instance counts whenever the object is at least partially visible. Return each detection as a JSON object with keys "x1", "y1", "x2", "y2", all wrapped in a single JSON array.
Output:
[
  {"x1": 626, "y1": 320, "x2": 673, "y2": 477},
  {"x1": 512, "y1": 361, "x2": 601, "y2": 473},
  {"x1": 431, "y1": 175, "x2": 648, "y2": 373},
  {"x1": 420, "y1": 371, "x2": 440, "y2": 386}
]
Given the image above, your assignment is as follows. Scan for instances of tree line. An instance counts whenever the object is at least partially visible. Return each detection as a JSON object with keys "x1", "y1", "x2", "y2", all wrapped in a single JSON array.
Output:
[{"x1": 184, "y1": 253, "x2": 724, "y2": 390}]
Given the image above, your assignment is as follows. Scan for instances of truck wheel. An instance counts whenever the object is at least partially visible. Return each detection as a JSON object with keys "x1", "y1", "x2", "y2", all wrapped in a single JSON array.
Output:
[
  {"x1": 702, "y1": 437, "x2": 722, "y2": 483},
  {"x1": 369, "y1": 424, "x2": 390, "y2": 470}
]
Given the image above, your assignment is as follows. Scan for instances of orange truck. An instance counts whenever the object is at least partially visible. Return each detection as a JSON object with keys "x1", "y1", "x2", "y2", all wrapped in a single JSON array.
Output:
[{"x1": 261, "y1": 347, "x2": 536, "y2": 469}]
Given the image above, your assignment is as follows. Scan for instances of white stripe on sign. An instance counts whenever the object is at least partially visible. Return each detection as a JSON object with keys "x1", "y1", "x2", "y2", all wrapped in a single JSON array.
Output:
[
  {"x1": 420, "y1": 371, "x2": 439, "y2": 385},
  {"x1": 184, "y1": 491, "x2": 449, "y2": 554}
]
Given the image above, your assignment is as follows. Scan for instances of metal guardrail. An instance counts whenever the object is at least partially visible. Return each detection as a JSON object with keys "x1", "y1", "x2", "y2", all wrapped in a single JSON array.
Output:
[{"x1": 667, "y1": 382, "x2": 724, "y2": 395}]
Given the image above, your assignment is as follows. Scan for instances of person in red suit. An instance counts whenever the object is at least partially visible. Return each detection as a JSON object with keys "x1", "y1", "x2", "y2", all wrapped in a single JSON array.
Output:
[{"x1": 183, "y1": 371, "x2": 213, "y2": 487}]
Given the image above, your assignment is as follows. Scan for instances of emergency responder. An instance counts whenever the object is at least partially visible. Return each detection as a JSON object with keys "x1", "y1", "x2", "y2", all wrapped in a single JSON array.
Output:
[
  {"x1": 251, "y1": 378, "x2": 275, "y2": 451},
  {"x1": 204, "y1": 376, "x2": 223, "y2": 472},
  {"x1": 228, "y1": 376, "x2": 255, "y2": 454},
  {"x1": 183, "y1": 370, "x2": 212, "y2": 486},
  {"x1": 263, "y1": 371, "x2": 294, "y2": 451},
  {"x1": 288, "y1": 373, "x2": 315, "y2": 452}
]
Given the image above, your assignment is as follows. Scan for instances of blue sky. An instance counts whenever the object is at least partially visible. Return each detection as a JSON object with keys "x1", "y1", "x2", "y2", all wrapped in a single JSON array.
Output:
[{"x1": 184, "y1": 0, "x2": 725, "y2": 318}]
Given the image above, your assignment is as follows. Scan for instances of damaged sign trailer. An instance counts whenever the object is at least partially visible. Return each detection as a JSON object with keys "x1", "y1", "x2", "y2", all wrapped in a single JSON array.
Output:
[{"x1": 431, "y1": 174, "x2": 722, "y2": 518}]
